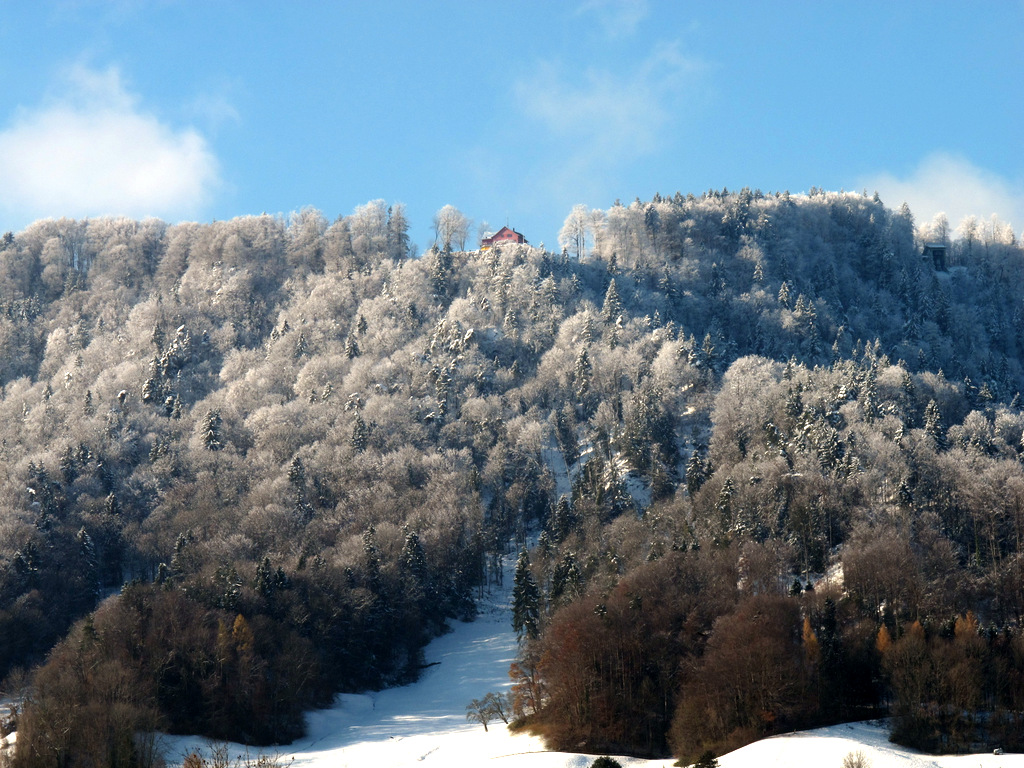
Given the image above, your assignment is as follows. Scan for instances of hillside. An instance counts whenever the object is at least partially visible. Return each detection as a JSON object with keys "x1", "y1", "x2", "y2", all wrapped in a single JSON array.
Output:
[{"x1": 2, "y1": 191, "x2": 1024, "y2": 765}]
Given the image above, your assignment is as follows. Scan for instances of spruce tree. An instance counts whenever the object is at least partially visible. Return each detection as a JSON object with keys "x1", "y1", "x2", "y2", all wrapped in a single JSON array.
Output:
[
  {"x1": 255, "y1": 555, "x2": 275, "y2": 598},
  {"x1": 924, "y1": 399, "x2": 947, "y2": 449},
  {"x1": 550, "y1": 550, "x2": 582, "y2": 604},
  {"x1": 202, "y1": 409, "x2": 223, "y2": 451},
  {"x1": 351, "y1": 413, "x2": 368, "y2": 453},
  {"x1": 401, "y1": 528, "x2": 430, "y2": 603},
  {"x1": 430, "y1": 244, "x2": 454, "y2": 298},
  {"x1": 602, "y1": 279, "x2": 622, "y2": 323},
  {"x1": 716, "y1": 477, "x2": 736, "y2": 543},
  {"x1": 344, "y1": 333, "x2": 360, "y2": 359},
  {"x1": 685, "y1": 450, "x2": 708, "y2": 496},
  {"x1": 861, "y1": 366, "x2": 879, "y2": 421},
  {"x1": 288, "y1": 455, "x2": 306, "y2": 489},
  {"x1": 512, "y1": 550, "x2": 540, "y2": 641},
  {"x1": 362, "y1": 526, "x2": 382, "y2": 591},
  {"x1": 77, "y1": 527, "x2": 100, "y2": 602},
  {"x1": 549, "y1": 495, "x2": 575, "y2": 544},
  {"x1": 572, "y1": 347, "x2": 592, "y2": 401},
  {"x1": 778, "y1": 280, "x2": 792, "y2": 308}
]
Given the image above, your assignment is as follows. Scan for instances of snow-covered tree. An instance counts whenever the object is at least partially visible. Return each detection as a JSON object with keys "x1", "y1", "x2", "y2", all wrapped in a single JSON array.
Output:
[
  {"x1": 432, "y1": 204, "x2": 472, "y2": 251},
  {"x1": 559, "y1": 203, "x2": 592, "y2": 260}
]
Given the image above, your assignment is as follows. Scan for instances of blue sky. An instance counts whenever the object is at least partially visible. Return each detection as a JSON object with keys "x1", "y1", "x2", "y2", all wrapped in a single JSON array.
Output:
[{"x1": 1, "y1": 1, "x2": 1022, "y2": 251}]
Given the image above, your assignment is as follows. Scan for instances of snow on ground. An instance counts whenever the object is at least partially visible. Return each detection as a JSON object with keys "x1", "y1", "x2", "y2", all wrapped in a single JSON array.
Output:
[
  {"x1": 159, "y1": 567, "x2": 673, "y2": 768},
  {"x1": 719, "y1": 720, "x2": 1024, "y2": 768},
  {"x1": 157, "y1": 564, "x2": 1022, "y2": 768},
  {"x1": 621, "y1": 469, "x2": 652, "y2": 511},
  {"x1": 542, "y1": 440, "x2": 574, "y2": 500}
]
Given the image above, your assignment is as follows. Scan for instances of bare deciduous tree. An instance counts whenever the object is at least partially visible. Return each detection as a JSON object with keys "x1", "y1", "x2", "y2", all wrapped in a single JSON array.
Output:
[{"x1": 432, "y1": 204, "x2": 471, "y2": 251}]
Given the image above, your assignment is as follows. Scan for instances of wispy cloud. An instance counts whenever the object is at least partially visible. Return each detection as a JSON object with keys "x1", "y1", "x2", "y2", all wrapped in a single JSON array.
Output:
[
  {"x1": 513, "y1": 42, "x2": 704, "y2": 202},
  {"x1": 860, "y1": 153, "x2": 1024, "y2": 234},
  {"x1": 575, "y1": 0, "x2": 649, "y2": 38},
  {"x1": 186, "y1": 90, "x2": 242, "y2": 134},
  {"x1": 0, "y1": 64, "x2": 221, "y2": 227}
]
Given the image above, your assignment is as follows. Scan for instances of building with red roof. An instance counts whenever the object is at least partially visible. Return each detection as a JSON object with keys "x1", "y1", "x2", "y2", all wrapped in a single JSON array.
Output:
[{"x1": 481, "y1": 226, "x2": 527, "y2": 250}]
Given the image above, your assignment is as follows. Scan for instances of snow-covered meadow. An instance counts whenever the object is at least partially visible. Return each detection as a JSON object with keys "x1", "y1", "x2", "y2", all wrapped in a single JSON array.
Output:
[
  {"x1": 157, "y1": 563, "x2": 674, "y2": 768},
  {"x1": 152, "y1": 567, "x2": 1024, "y2": 768}
]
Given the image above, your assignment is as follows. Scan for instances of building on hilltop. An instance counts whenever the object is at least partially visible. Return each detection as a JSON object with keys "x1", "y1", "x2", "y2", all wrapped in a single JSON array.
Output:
[{"x1": 481, "y1": 226, "x2": 527, "y2": 250}]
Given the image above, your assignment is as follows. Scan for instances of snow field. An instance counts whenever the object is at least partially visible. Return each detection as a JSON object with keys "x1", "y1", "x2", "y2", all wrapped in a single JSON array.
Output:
[{"x1": 158, "y1": 560, "x2": 1022, "y2": 768}]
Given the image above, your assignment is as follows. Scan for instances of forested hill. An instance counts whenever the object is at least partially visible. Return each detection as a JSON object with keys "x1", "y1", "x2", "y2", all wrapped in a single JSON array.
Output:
[{"x1": 3, "y1": 190, "x2": 1024, "y2": 766}]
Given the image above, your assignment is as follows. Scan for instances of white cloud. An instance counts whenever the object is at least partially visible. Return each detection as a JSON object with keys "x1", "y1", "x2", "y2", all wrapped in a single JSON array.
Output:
[
  {"x1": 860, "y1": 153, "x2": 1024, "y2": 235},
  {"x1": 0, "y1": 64, "x2": 220, "y2": 227},
  {"x1": 187, "y1": 92, "x2": 241, "y2": 131},
  {"x1": 517, "y1": 43, "x2": 699, "y2": 155},
  {"x1": 513, "y1": 43, "x2": 704, "y2": 202}
]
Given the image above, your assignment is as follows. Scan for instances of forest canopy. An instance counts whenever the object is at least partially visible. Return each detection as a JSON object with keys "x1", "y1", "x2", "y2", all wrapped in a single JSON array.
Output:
[{"x1": 2, "y1": 190, "x2": 1024, "y2": 765}]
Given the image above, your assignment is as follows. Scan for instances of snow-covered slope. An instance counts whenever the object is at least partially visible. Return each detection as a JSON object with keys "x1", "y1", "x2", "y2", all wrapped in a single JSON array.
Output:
[
  {"x1": 719, "y1": 720, "x2": 1023, "y2": 768},
  {"x1": 158, "y1": 573, "x2": 665, "y2": 768},
  {"x1": 158, "y1": 577, "x2": 1021, "y2": 768}
]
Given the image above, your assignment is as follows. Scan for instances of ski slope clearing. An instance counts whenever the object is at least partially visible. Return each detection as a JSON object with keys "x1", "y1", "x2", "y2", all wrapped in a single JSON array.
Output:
[
  {"x1": 160, "y1": 570, "x2": 676, "y2": 768},
  {"x1": 159, "y1": 575, "x2": 1021, "y2": 768}
]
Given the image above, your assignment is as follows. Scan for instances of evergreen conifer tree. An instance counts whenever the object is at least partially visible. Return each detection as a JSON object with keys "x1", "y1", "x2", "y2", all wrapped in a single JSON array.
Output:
[
  {"x1": 77, "y1": 527, "x2": 100, "y2": 602},
  {"x1": 924, "y1": 400, "x2": 947, "y2": 449},
  {"x1": 777, "y1": 280, "x2": 792, "y2": 309},
  {"x1": 548, "y1": 495, "x2": 575, "y2": 544},
  {"x1": 202, "y1": 409, "x2": 223, "y2": 451},
  {"x1": 511, "y1": 550, "x2": 540, "y2": 641},
  {"x1": 344, "y1": 333, "x2": 360, "y2": 359},
  {"x1": 351, "y1": 413, "x2": 368, "y2": 452},
  {"x1": 602, "y1": 279, "x2": 622, "y2": 323},
  {"x1": 401, "y1": 528, "x2": 430, "y2": 603},
  {"x1": 685, "y1": 450, "x2": 708, "y2": 496},
  {"x1": 573, "y1": 348, "x2": 592, "y2": 401},
  {"x1": 550, "y1": 550, "x2": 582, "y2": 604}
]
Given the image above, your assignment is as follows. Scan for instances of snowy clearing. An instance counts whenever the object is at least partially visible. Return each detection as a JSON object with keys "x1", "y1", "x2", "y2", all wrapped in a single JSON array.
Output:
[
  {"x1": 156, "y1": 579, "x2": 1021, "y2": 768},
  {"x1": 720, "y1": 720, "x2": 1024, "y2": 768},
  {"x1": 158, "y1": 576, "x2": 675, "y2": 768}
]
